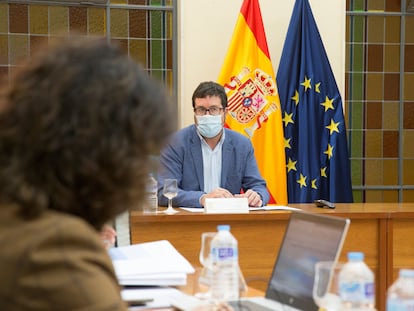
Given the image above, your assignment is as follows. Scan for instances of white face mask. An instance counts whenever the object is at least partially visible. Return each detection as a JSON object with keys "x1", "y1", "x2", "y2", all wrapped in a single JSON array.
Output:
[{"x1": 196, "y1": 115, "x2": 223, "y2": 138}]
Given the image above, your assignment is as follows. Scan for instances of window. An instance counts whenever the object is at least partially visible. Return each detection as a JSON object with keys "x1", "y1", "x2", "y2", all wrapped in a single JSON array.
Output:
[
  {"x1": 346, "y1": 0, "x2": 414, "y2": 202},
  {"x1": 0, "y1": 0, "x2": 176, "y2": 93}
]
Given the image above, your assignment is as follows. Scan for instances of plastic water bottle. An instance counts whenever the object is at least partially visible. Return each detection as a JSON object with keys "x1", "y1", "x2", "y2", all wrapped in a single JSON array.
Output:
[
  {"x1": 210, "y1": 224, "x2": 239, "y2": 301},
  {"x1": 339, "y1": 252, "x2": 375, "y2": 310},
  {"x1": 387, "y1": 269, "x2": 414, "y2": 310},
  {"x1": 144, "y1": 173, "x2": 158, "y2": 213}
]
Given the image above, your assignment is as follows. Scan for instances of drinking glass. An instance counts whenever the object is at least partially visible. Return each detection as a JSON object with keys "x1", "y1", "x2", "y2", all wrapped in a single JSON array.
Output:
[
  {"x1": 195, "y1": 232, "x2": 216, "y2": 299},
  {"x1": 313, "y1": 261, "x2": 343, "y2": 311},
  {"x1": 162, "y1": 178, "x2": 178, "y2": 214}
]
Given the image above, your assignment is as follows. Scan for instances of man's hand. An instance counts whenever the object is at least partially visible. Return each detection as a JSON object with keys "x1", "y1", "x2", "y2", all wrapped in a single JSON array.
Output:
[
  {"x1": 235, "y1": 189, "x2": 262, "y2": 207},
  {"x1": 200, "y1": 187, "x2": 233, "y2": 206}
]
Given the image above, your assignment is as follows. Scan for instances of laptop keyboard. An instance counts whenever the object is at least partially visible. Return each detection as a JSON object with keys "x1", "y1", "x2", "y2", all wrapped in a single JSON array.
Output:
[{"x1": 228, "y1": 300, "x2": 278, "y2": 311}]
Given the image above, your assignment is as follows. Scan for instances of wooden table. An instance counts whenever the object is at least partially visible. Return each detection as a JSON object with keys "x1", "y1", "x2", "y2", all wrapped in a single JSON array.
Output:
[
  {"x1": 129, "y1": 203, "x2": 414, "y2": 311},
  {"x1": 388, "y1": 205, "x2": 414, "y2": 281}
]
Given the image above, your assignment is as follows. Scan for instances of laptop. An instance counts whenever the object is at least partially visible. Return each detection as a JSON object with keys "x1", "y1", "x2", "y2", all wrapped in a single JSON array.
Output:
[
  {"x1": 171, "y1": 211, "x2": 350, "y2": 311},
  {"x1": 227, "y1": 211, "x2": 350, "y2": 311}
]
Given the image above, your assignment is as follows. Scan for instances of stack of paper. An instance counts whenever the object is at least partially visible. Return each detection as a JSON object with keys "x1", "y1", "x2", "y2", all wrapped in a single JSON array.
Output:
[
  {"x1": 109, "y1": 240, "x2": 194, "y2": 286},
  {"x1": 121, "y1": 287, "x2": 203, "y2": 310},
  {"x1": 114, "y1": 211, "x2": 130, "y2": 246}
]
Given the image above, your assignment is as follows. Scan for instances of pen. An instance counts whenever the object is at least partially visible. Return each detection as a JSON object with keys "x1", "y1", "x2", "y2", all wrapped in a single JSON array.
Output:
[{"x1": 125, "y1": 298, "x2": 154, "y2": 306}]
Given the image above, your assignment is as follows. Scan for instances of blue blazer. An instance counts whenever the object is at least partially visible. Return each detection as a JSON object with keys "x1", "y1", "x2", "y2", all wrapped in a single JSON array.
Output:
[{"x1": 158, "y1": 125, "x2": 270, "y2": 207}]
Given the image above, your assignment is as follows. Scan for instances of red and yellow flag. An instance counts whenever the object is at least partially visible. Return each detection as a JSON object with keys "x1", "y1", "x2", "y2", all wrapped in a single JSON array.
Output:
[{"x1": 217, "y1": 0, "x2": 287, "y2": 204}]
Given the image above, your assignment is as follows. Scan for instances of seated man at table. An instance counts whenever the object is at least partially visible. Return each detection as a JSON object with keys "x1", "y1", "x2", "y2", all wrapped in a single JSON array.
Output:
[{"x1": 158, "y1": 81, "x2": 270, "y2": 208}]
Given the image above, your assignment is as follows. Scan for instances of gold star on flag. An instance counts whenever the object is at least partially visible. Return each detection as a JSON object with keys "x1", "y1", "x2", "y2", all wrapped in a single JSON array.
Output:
[
  {"x1": 321, "y1": 96, "x2": 334, "y2": 112},
  {"x1": 324, "y1": 144, "x2": 334, "y2": 159},
  {"x1": 315, "y1": 82, "x2": 321, "y2": 93},
  {"x1": 297, "y1": 174, "x2": 307, "y2": 188},
  {"x1": 291, "y1": 90, "x2": 299, "y2": 105},
  {"x1": 284, "y1": 137, "x2": 292, "y2": 149},
  {"x1": 282, "y1": 112, "x2": 294, "y2": 127},
  {"x1": 311, "y1": 179, "x2": 317, "y2": 189},
  {"x1": 286, "y1": 158, "x2": 297, "y2": 173},
  {"x1": 326, "y1": 119, "x2": 340, "y2": 135},
  {"x1": 301, "y1": 76, "x2": 312, "y2": 92},
  {"x1": 321, "y1": 167, "x2": 327, "y2": 177}
]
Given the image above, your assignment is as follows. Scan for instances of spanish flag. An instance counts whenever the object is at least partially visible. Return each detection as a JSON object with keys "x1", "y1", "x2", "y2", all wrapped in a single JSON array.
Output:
[{"x1": 217, "y1": 0, "x2": 287, "y2": 204}]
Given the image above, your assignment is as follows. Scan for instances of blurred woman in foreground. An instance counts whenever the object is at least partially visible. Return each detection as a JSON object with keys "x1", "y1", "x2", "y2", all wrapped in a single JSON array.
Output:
[{"x1": 0, "y1": 36, "x2": 173, "y2": 310}]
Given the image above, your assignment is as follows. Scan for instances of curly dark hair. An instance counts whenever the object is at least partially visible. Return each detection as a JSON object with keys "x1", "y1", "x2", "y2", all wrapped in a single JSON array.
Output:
[
  {"x1": 0, "y1": 36, "x2": 174, "y2": 230},
  {"x1": 191, "y1": 81, "x2": 228, "y2": 109}
]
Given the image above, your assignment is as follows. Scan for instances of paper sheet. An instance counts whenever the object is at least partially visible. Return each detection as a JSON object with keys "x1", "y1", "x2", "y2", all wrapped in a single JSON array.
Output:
[
  {"x1": 179, "y1": 207, "x2": 204, "y2": 213},
  {"x1": 122, "y1": 287, "x2": 202, "y2": 310},
  {"x1": 179, "y1": 205, "x2": 301, "y2": 213},
  {"x1": 249, "y1": 205, "x2": 302, "y2": 211}
]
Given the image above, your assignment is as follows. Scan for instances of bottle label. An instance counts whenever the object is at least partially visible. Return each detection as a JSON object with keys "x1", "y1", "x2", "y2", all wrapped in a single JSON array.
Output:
[
  {"x1": 144, "y1": 192, "x2": 158, "y2": 213},
  {"x1": 387, "y1": 298, "x2": 414, "y2": 310},
  {"x1": 147, "y1": 194, "x2": 157, "y2": 203},
  {"x1": 365, "y1": 282, "x2": 375, "y2": 297},
  {"x1": 339, "y1": 281, "x2": 375, "y2": 302},
  {"x1": 212, "y1": 247, "x2": 238, "y2": 261}
]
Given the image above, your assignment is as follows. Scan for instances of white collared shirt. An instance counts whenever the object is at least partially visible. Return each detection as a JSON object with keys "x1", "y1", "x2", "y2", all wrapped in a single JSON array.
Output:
[{"x1": 197, "y1": 130, "x2": 225, "y2": 193}]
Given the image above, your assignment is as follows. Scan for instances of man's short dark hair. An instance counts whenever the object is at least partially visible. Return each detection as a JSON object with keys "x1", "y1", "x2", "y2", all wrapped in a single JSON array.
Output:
[{"x1": 191, "y1": 81, "x2": 228, "y2": 109}]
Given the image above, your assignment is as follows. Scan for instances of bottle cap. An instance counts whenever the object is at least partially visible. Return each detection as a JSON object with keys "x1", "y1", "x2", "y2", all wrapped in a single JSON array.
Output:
[
  {"x1": 400, "y1": 269, "x2": 414, "y2": 278},
  {"x1": 347, "y1": 252, "x2": 364, "y2": 261},
  {"x1": 217, "y1": 225, "x2": 230, "y2": 231}
]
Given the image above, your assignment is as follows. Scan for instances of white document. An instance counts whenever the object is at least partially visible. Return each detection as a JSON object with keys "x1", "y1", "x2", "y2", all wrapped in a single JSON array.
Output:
[
  {"x1": 249, "y1": 205, "x2": 302, "y2": 211},
  {"x1": 117, "y1": 273, "x2": 187, "y2": 286},
  {"x1": 204, "y1": 197, "x2": 249, "y2": 214},
  {"x1": 109, "y1": 240, "x2": 194, "y2": 286},
  {"x1": 180, "y1": 205, "x2": 301, "y2": 213},
  {"x1": 122, "y1": 287, "x2": 202, "y2": 310},
  {"x1": 179, "y1": 207, "x2": 205, "y2": 213}
]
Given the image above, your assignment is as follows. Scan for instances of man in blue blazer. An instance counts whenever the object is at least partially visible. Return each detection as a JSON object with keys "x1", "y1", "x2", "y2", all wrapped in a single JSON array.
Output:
[{"x1": 158, "y1": 81, "x2": 270, "y2": 208}]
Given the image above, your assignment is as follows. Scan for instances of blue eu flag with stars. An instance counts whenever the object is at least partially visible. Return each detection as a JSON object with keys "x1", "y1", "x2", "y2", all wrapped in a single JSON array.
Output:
[{"x1": 276, "y1": 0, "x2": 353, "y2": 203}]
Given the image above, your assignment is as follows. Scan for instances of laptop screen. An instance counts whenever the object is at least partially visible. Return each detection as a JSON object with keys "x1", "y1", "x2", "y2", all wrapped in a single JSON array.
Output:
[{"x1": 265, "y1": 211, "x2": 350, "y2": 311}]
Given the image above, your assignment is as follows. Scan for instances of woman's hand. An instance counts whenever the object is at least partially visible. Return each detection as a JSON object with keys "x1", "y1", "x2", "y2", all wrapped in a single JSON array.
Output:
[{"x1": 100, "y1": 224, "x2": 117, "y2": 249}]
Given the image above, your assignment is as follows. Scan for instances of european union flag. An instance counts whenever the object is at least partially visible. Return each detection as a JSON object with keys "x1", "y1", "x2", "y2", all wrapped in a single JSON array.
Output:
[{"x1": 276, "y1": 0, "x2": 353, "y2": 203}]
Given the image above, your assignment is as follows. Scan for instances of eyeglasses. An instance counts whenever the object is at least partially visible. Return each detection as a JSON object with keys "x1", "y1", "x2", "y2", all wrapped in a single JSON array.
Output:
[{"x1": 193, "y1": 106, "x2": 224, "y2": 116}]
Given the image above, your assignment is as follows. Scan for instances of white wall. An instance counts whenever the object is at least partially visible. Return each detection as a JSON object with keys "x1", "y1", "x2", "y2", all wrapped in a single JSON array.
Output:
[{"x1": 178, "y1": 0, "x2": 346, "y2": 128}]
